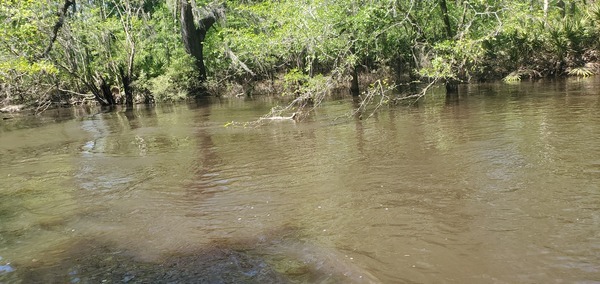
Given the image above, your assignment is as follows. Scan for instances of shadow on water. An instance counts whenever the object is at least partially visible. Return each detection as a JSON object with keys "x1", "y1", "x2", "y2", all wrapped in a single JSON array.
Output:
[
  {"x1": 5, "y1": 225, "x2": 378, "y2": 284},
  {"x1": 122, "y1": 105, "x2": 159, "y2": 130},
  {"x1": 14, "y1": 238, "x2": 287, "y2": 284},
  {"x1": 188, "y1": 102, "x2": 223, "y2": 198}
]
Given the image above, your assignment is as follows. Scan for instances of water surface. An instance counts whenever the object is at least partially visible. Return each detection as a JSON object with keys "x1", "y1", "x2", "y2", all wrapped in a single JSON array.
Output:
[{"x1": 1, "y1": 78, "x2": 599, "y2": 283}]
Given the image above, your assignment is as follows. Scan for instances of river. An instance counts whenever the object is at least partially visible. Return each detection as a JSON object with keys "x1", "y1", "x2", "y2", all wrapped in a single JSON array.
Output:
[{"x1": 1, "y1": 78, "x2": 599, "y2": 283}]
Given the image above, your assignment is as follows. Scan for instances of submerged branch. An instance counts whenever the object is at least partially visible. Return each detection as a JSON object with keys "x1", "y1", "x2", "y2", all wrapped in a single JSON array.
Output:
[
  {"x1": 393, "y1": 79, "x2": 438, "y2": 104},
  {"x1": 350, "y1": 78, "x2": 438, "y2": 120},
  {"x1": 350, "y1": 79, "x2": 392, "y2": 120}
]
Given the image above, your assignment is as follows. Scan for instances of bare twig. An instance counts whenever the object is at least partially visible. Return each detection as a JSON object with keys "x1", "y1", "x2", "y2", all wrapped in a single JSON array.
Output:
[
  {"x1": 394, "y1": 79, "x2": 437, "y2": 103},
  {"x1": 57, "y1": 87, "x2": 89, "y2": 97}
]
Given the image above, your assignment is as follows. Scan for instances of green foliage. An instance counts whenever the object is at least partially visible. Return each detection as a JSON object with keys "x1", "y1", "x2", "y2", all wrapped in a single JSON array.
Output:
[
  {"x1": 0, "y1": 0, "x2": 59, "y2": 103},
  {"x1": 419, "y1": 56, "x2": 455, "y2": 80},
  {"x1": 503, "y1": 71, "x2": 522, "y2": 83},
  {"x1": 0, "y1": 0, "x2": 52, "y2": 59},
  {"x1": 482, "y1": 1, "x2": 600, "y2": 78},
  {"x1": 282, "y1": 68, "x2": 309, "y2": 94},
  {"x1": 133, "y1": 3, "x2": 202, "y2": 101},
  {"x1": 546, "y1": 17, "x2": 592, "y2": 62},
  {"x1": 140, "y1": 52, "x2": 201, "y2": 101},
  {"x1": 0, "y1": 58, "x2": 57, "y2": 79},
  {"x1": 567, "y1": 67, "x2": 595, "y2": 77},
  {"x1": 2, "y1": 0, "x2": 600, "y2": 106},
  {"x1": 419, "y1": 36, "x2": 487, "y2": 82}
]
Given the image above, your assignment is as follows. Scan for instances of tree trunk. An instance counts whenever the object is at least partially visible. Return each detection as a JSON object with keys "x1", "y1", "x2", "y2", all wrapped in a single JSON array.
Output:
[
  {"x1": 350, "y1": 39, "x2": 359, "y2": 96},
  {"x1": 445, "y1": 79, "x2": 459, "y2": 95},
  {"x1": 439, "y1": 0, "x2": 458, "y2": 95},
  {"x1": 87, "y1": 83, "x2": 108, "y2": 106},
  {"x1": 179, "y1": 0, "x2": 218, "y2": 82},
  {"x1": 350, "y1": 66, "x2": 360, "y2": 97},
  {"x1": 439, "y1": 0, "x2": 454, "y2": 39},
  {"x1": 119, "y1": 66, "x2": 133, "y2": 106},
  {"x1": 97, "y1": 75, "x2": 115, "y2": 106}
]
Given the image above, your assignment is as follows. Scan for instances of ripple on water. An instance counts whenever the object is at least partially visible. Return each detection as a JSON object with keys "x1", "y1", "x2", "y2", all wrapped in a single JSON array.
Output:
[{"x1": 2, "y1": 81, "x2": 600, "y2": 283}]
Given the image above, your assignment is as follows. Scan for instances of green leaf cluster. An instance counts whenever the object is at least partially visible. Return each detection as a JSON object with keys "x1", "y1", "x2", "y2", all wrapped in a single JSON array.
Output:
[{"x1": 2, "y1": 0, "x2": 600, "y2": 105}]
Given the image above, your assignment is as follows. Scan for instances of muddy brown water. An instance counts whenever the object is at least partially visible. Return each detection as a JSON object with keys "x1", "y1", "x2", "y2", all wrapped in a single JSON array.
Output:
[{"x1": 1, "y1": 78, "x2": 599, "y2": 283}]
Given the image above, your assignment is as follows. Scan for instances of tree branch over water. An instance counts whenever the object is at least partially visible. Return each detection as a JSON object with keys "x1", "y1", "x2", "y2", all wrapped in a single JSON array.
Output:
[{"x1": 41, "y1": 0, "x2": 75, "y2": 59}]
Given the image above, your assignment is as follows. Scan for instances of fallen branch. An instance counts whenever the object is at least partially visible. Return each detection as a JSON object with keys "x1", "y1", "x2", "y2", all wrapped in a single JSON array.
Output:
[{"x1": 393, "y1": 79, "x2": 438, "y2": 105}]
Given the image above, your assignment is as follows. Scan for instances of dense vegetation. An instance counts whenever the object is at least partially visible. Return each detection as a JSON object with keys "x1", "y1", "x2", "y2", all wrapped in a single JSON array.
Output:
[{"x1": 1, "y1": 0, "x2": 599, "y2": 111}]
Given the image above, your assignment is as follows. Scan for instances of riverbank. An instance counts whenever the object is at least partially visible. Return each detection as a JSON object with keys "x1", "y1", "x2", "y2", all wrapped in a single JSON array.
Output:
[
  {"x1": 1, "y1": 72, "x2": 599, "y2": 123},
  {"x1": 3, "y1": 1, "x2": 600, "y2": 112}
]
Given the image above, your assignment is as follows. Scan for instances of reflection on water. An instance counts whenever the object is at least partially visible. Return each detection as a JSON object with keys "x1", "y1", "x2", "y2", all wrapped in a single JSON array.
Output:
[{"x1": 1, "y1": 78, "x2": 600, "y2": 283}]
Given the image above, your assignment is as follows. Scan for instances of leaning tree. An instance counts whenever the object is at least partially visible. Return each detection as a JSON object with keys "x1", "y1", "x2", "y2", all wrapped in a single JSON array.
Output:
[{"x1": 178, "y1": 0, "x2": 224, "y2": 85}]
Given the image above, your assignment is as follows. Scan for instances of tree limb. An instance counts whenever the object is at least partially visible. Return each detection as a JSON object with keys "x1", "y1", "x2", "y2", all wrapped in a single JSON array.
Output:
[{"x1": 41, "y1": 0, "x2": 75, "y2": 59}]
